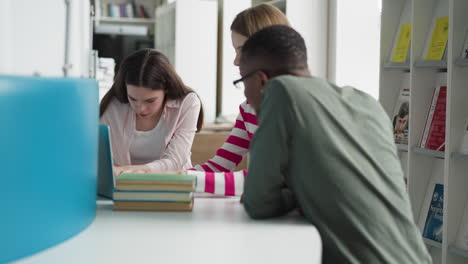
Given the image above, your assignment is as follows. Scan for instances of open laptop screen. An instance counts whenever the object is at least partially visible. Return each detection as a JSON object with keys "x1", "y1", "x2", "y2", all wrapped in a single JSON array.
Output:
[{"x1": 97, "y1": 124, "x2": 114, "y2": 199}]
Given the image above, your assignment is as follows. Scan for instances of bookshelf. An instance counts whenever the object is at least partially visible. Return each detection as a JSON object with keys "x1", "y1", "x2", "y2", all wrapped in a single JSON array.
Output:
[
  {"x1": 93, "y1": 0, "x2": 158, "y2": 35},
  {"x1": 380, "y1": 0, "x2": 468, "y2": 263},
  {"x1": 98, "y1": 17, "x2": 155, "y2": 25}
]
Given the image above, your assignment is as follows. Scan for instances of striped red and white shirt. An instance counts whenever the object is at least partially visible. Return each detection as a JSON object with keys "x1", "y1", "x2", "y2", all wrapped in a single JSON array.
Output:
[{"x1": 189, "y1": 101, "x2": 258, "y2": 196}]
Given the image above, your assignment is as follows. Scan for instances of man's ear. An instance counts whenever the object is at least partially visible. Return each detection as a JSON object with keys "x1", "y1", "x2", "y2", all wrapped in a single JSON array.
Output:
[{"x1": 258, "y1": 71, "x2": 269, "y2": 87}]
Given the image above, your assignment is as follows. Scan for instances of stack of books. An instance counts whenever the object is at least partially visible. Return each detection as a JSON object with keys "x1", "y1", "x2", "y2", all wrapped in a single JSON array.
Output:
[{"x1": 113, "y1": 173, "x2": 196, "y2": 212}]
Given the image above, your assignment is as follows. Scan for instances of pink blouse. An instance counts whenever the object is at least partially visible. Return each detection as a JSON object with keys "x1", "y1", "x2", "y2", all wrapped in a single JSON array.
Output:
[{"x1": 100, "y1": 93, "x2": 201, "y2": 171}]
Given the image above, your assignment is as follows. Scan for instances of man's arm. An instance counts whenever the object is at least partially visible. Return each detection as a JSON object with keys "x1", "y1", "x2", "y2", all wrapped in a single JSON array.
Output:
[{"x1": 243, "y1": 82, "x2": 296, "y2": 219}]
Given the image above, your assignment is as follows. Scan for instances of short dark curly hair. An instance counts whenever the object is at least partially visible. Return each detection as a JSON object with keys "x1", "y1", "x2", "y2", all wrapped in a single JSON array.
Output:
[
  {"x1": 397, "y1": 102, "x2": 409, "y2": 118},
  {"x1": 240, "y1": 25, "x2": 308, "y2": 76}
]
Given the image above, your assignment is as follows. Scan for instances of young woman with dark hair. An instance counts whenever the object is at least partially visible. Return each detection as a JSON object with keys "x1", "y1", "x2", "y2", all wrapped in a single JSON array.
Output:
[{"x1": 100, "y1": 49, "x2": 203, "y2": 176}]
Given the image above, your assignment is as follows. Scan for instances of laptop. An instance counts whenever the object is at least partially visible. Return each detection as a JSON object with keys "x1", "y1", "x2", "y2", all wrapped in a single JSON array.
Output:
[{"x1": 97, "y1": 124, "x2": 115, "y2": 199}]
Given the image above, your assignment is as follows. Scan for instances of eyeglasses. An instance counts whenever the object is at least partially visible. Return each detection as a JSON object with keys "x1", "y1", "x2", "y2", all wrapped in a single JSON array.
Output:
[{"x1": 233, "y1": 70, "x2": 261, "y2": 90}]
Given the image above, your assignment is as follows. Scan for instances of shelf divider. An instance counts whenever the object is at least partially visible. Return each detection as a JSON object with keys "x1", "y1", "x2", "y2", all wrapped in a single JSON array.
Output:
[
  {"x1": 99, "y1": 17, "x2": 155, "y2": 25},
  {"x1": 423, "y1": 238, "x2": 442, "y2": 248},
  {"x1": 414, "y1": 60, "x2": 447, "y2": 69},
  {"x1": 451, "y1": 152, "x2": 468, "y2": 160},
  {"x1": 449, "y1": 246, "x2": 468, "y2": 259},
  {"x1": 383, "y1": 62, "x2": 411, "y2": 70},
  {"x1": 454, "y1": 58, "x2": 468, "y2": 67},
  {"x1": 412, "y1": 147, "x2": 445, "y2": 159}
]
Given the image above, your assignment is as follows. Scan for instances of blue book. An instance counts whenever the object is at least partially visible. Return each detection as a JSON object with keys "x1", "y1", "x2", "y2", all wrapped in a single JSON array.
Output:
[{"x1": 423, "y1": 184, "x2": 444, "y2": 242}]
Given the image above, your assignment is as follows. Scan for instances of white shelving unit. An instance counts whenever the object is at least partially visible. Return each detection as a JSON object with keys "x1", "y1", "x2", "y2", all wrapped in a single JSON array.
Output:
[
  {"x1": 380, "y1": 0, "x2": 468, "y2": 263},
  {"x1": 94, "y1": 0, "x2": 158, "y2": 35},
  {"x1": 98, "y1": 17, "x2": 155, "y2": 25}
]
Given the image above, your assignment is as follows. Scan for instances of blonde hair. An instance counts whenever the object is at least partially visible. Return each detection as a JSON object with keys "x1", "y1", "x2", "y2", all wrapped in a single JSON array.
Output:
[{"x1": 230, "y1": 3, "x2": 290, "y2": 37}]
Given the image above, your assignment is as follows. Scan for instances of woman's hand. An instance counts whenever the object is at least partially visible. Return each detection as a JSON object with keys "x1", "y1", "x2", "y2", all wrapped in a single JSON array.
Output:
[
  {"x1": 113, "y1": 166, "x2": 188, "y2": 177},
  {"x1": 113, "y1": 165, "x2": 150, "y2": 177}
]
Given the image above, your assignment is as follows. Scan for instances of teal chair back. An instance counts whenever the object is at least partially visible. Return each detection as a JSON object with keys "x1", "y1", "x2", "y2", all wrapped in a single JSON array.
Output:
[{"x1": 0, "y1": 75, "x2": 99, "y2": 263}]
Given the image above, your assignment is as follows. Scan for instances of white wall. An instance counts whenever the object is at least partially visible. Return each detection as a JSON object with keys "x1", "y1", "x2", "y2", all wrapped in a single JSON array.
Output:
[
  {"x1": 329, "y1": 0, "x2": 381, "y2": 99},
  {"x1": 0, "y1": 0, "x2": 11, "y2": 74},
  {"x1": 69, "y1": 0, "x2": 92, "y2": 77},
  {"x1": 0, "y1": 0, "x2": 91, "y2": 78},
  {"x1": 220, "y1": 0, "x2": 251, "y2": 120},
  {"x1": 173, "y1": 0, "x2": 218, "y2": 123},
  {"x1": 287, "y1": 0, "x2": 329, "y2": 80}
]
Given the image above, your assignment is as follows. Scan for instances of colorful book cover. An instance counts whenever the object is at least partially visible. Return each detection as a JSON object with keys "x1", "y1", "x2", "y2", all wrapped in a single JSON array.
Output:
[
  {"x1": 422, "y1": 86, "x2": 447, "y2": 151},
  {"x1": 114, "y1": 200, "x2": 194, "y2": 212},
  {"x1": 422, "y1": 184, "x2": 444, "y2": 242},
  {"x1": 391, "y1": 23, "x2": 412, "y2": 63},
  {"x1": 392, "y1": 74, "x2": 410, "y2": 144},
  {"x1": 117, "y1": 173, "x2": 195, "y2": 182},
  {"x1": 426, "y1": 16, "x2": 449, "y2": 61}
]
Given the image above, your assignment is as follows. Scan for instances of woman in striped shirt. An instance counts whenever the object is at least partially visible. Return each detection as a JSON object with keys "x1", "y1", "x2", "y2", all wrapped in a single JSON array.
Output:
[{"x1": 189, "y1": 3, "x2": 290, "y2": 196}]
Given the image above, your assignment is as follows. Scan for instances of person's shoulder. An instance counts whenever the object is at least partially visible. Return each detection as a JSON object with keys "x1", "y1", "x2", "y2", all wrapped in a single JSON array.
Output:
[
  {"x1": 269, "y1": 75, "x2": 321, "y2": 88},
  {"x1": 240, "y1": 100, "x2": 255, "y2": 113},
  {"x1": 184, "y1": 92, "x2": 200, "y2": 102},
  {"x1": 182, "y1": 92, "x2": 200, "y2": 107},
  {"x1": 340, "y1": 85, "x2": 379, "y2": 106},
  {"x1": 265, "y1": 75, "x2": 318, "y2": 98},
  {"x1": 100, "y1": 97, "x2": 130, "y2": 126},
  {"x1": 166, "y1": 92, "x2": 200, "y2": 110},
  {"x1": 104, "y1": 97, "x2": 128, "y2": 115}
]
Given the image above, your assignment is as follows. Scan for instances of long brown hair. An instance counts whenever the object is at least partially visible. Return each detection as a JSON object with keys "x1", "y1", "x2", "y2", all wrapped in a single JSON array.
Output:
[
  {"x1": 230, "y1": 3, "x2": 290, "y2": 37},
  {"x1": 100, "y1": 49, "x2": 204, "y2": 132}
]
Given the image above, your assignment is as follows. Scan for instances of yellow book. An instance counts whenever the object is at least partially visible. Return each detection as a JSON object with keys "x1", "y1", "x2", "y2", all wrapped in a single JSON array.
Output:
[
  {"x1": 391, "y1": 23, "x2": 412, "y2": 63},
  {"x1": 426, "y1": 16, "x2": 449, "y2": 61}
]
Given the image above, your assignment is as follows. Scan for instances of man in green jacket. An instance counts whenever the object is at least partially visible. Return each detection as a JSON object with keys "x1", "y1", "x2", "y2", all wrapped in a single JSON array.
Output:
[{"x1": 238, "y1": 25, "x2": 431, "y2": 263}]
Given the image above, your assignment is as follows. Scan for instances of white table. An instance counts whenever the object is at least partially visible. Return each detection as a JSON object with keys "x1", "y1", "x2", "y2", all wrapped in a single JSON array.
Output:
[{"x1": 14, "y1": 197, "x2": 322, "y2": 264}]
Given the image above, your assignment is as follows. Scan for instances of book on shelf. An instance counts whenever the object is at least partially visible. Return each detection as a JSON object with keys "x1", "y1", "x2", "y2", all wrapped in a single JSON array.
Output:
[
  {"x1": 422, "y1": 183, "x2": 444, "y2": 243},
  {"x1": 392, "y1": 73, "x2": 410, "y2": 144},
  {"x1": 419, "y1": 86, "x2": 447, "y2": 151},
  {"x1": 110, "y1": 4, "x2": 120, "y2": 18},
  {"x1": 461, "y1": 120, "x2": 468, "y2": 154},
  {"x1": 391, "y1": 23, "x2": 411, "y2": 63},
  {"x1": 100, "y1": 2, "x2": 150, "y2": 19},
  {"x1": 425, "y1": 16, "x2": 449, "y2": 61},
  {"x1": 114, "y1": 200, "x2": 194, "y2": 211},
  {"x1": 455, "y1": 200, "x2": 468, "y2": 250},
  {"x1": 418, "y1": 160, "x2": 444, "y2": 231},
  {"x1": 389, "y1": 0, "x2": 412, "y2": 63}
]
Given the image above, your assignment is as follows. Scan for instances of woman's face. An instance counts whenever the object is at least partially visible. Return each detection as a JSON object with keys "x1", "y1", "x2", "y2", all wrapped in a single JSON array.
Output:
[
  {"x1": 126, "y1": 84, "x2": 165, "y2": 119},
  {"x1": 231, "y1": 31, "x2": 248, "y2": 67}
]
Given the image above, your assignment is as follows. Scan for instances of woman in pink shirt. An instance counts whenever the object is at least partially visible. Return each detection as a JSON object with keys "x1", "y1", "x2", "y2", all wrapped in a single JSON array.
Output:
[
  {"x1": 100, "y1": 49, "x2": 203, "y2": 176},
  {"x1": 189, "y1": 3, "x2": 290, "y2": 196}
]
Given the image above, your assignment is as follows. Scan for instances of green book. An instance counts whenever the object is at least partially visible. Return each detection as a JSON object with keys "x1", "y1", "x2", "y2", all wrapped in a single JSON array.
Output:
[{"x1": 117, "y1": 173, "x2": 196, "y2": 183}]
